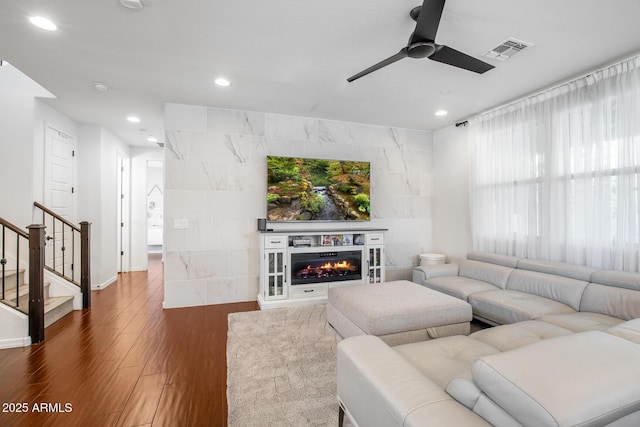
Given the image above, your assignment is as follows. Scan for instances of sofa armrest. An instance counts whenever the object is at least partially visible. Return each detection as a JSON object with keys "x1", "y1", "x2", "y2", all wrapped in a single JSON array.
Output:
[
  {"x1": 337, "y1": 335, "x2": 489, "y2": 427},
  {"x1": 471, "y1": 331, "x2": 640, "y2": 427},
  {"x1": 413, "y1": 263, "x2": 459, "y2": 284}
]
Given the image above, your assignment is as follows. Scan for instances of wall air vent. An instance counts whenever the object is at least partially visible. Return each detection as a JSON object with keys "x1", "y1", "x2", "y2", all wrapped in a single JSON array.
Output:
[{"x1": 483, "y1": 38, "x2": 533, "y2": 61}]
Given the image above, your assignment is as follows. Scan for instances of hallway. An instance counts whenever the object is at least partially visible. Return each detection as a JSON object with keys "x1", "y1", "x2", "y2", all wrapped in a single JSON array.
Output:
[{"x1": 0, "y1": 254, "x2": 258, "y2": 426}]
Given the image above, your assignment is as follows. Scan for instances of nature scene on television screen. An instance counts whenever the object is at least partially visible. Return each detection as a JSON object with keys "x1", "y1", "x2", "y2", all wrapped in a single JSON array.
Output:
[{"x1": 267, "y1": 156, "x2": 371, "y2": 221}]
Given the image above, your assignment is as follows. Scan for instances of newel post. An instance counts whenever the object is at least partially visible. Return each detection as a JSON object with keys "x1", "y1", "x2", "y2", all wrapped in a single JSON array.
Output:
[
  {"x1": 28, "y1": 224, "x2": 46, "y2": 344},
  {"x1": 80, "y1": 221, "x2": 91, "y2": 309}
]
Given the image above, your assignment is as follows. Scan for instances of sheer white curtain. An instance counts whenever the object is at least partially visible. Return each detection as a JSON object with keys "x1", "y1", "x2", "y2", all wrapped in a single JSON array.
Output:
[{"x1": 469, "y1": 56, "x2": 640, "y2": 272}]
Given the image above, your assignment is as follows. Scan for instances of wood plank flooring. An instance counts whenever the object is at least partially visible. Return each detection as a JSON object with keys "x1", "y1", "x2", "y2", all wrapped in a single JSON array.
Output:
[{"x1": 0, "y1": 254, "x2": 259, "y2": 427}]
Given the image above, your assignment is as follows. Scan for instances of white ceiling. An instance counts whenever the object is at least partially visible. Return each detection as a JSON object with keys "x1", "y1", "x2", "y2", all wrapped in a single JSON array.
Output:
[{"x1": 2, "y1": 0, "x2": 640, "y2": 147}]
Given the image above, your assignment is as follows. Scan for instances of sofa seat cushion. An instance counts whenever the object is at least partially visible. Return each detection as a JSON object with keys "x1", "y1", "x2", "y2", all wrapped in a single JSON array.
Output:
[
  {"x1": 393, "y1": 335, "x2": 499, "y2": 389},
  {"x1": 328, "y1": 280, "x2": 472, "y2": 337},
  {"x1": 469, "y1": 320, "x2": 573, "y2": 351},
  {"x1": 471, "y1": 331, "x2": 640, "y2": 427},
  {"x1": 337, "y1": 335, "x2": 491, "y2": 427},
  {"x1": 424, "y1": 276, "x2": 500, "y2": 302},
  {"x1": 468, "y1": 290, "x2": 576, "y2": 325},
  {"x1": 607, "y1": 318, "x2": 640, "y2": 345},
  {"x1": 537, "y1": 312, "x2": 624, "y2": 332}
]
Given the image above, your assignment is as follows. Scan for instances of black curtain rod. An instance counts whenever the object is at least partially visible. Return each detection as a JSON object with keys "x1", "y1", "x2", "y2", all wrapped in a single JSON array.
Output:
[{"x1": 455, "y1": 121, "x2": 468, "y2": 127}]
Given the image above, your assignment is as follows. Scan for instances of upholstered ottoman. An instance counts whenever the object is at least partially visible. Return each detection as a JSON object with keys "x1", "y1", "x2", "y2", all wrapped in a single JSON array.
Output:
[{"x1": 328, "y1": 280, "x2": 473, "y2": 346}]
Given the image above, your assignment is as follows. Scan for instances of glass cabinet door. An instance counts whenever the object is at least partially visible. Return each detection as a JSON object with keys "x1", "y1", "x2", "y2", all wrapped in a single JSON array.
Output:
[
  {"x1": 368, "y1": 247, "x2": 383, "y2": 283},
  {"x1": 266, "y1": 250, "x2": 286, "y2": 299}
]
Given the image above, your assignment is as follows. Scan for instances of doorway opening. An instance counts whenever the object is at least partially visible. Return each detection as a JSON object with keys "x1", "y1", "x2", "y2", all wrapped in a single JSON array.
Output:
[{"x1": 146, "y1": 160, "x2": 163, "y2": 254}]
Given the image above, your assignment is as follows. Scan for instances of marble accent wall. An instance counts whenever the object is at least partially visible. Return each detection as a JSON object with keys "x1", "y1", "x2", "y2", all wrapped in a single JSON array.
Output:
[{"x1": 164, "y1": 104, "x2": 434, "y2": 308}]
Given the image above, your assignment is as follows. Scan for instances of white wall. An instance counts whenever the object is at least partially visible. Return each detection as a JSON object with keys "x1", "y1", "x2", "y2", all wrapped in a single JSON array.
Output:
[
  {"x1": 0, "y1": 66, "x2": 39, "y2": 227},
  {"x1": 432, "y1": 124, "x2": 472, "y2": 263},
  {"x1": 77, "y1": 125, "x2": 130, "y2": 288},
  {"x1": 163, "y1": 104, "x2": 435, "y2": 308},
  {"x1": 130, "y1": 146, "x2": 164, "y2": 271}
]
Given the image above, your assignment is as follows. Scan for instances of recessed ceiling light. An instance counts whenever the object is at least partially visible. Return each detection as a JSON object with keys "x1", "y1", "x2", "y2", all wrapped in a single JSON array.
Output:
[
  {"x1": 215, "y1": 78, "x2": 231, "y2": 87},
  {"x1": 127, "y1": 116, "x2": 140, "y2": 123},
  {"x1": 147, "y1": 136, "x2": 158, "y2": 143},
  {"x1": 29, "y1": 16, "x2": 57, "y2": 31},
  {"x1": 120, "y1": 0, "x2": 143, "y2": 9},
  {"x1": 435, "y1": 110, "x2": 448, "y2": 117},
  {"x1": 93, "y1": 82, "x2": 109, "y2": 92}
]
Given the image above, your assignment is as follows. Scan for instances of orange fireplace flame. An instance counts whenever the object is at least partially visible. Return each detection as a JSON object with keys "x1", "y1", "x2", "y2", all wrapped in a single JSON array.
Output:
[{"x1": 306, "y1": 260, "x2": 355, "y2": 271}]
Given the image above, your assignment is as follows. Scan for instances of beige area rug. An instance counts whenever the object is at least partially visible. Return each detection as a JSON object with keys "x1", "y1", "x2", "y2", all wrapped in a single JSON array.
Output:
[{"x1": 227, "y1": 304, "x2": 353, "y2": 427}]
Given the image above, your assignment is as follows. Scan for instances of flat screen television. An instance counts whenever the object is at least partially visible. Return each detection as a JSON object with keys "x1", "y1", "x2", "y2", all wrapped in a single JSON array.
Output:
[{"x1": 266, "y1": 156, "x2": 370, "y2": 221}]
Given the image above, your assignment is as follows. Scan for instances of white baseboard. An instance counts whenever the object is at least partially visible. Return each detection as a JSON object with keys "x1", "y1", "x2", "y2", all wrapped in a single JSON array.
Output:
[
  {"x1": 0, "y1": 336, "x2": 31, "y2": 349},
  {"x1": 91, "y1": 275, "x2": 117, "y2": 290}
]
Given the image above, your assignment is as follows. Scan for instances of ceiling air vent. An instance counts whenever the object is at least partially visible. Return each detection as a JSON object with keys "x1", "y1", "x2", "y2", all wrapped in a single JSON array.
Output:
[{"x1": 483, "y1": 38, "x2": 533, "y2": 61}]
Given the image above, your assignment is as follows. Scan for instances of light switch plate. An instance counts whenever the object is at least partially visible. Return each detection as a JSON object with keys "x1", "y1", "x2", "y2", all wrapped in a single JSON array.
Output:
[{"x1": 174, "y1": 219, "x2": 189, "y2": 229}]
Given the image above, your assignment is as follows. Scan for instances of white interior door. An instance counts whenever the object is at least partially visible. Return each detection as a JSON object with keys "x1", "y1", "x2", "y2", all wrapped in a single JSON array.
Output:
[
  {"x1": 44, "y1": 123, "x2": 77, "y2": 276},
  {"x1": 117, "y1": 153, "x2": 131, "y2": 272}
]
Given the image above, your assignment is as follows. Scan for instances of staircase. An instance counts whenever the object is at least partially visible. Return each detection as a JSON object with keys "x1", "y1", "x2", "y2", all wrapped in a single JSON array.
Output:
[
  {"x1": 1, "y1": 203, "x2": 91, "y2": 348},
  {"x1": 1, "y1": 269, "x2": 74, "y2": 328}
]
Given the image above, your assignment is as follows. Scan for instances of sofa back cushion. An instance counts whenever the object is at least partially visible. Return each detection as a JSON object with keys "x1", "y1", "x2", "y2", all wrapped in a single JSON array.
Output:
[
  {"x1": 466, "y1": 251, "x2": 520, "y2": 268},
  {"x1": 580, "y1": 283, "x2": 640, "y2": 320},
  {"x1": 459, "y1": 260, "x2": 514, "y2": 290},
  {"x1": 516, "y1": 258, "x2": 597, "y2": 282},
  {"x1": 590, "y1": 270, "x2": 640, "y2": 291},
  {"x1": 505, "y1": 270, "x2": 588, "y2": 311}
]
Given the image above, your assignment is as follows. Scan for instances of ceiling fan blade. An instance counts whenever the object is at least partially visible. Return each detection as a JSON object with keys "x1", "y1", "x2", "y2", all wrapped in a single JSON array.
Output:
[
  {"x1": 429, "y1": 45, "x2": 494, "y2": 74},
  {"x1": 347, "y1": 48, "x2": 409, "y2": 82},
  {"x1": 411, "y1": 0, "x2": 446, "y2": 43}
]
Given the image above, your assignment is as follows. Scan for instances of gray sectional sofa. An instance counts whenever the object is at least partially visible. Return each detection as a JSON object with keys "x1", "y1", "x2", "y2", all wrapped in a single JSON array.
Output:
[{"x1": 336, "y1": 252, "x2": 640, "y2": 427}]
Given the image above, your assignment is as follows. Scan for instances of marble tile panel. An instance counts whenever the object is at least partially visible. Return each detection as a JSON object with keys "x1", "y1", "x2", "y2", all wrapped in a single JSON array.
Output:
[
  {"x1": 206, "y1": 276, "x2": 259, "y2": 304},
  {"x1": 406, "y1": 129, "x2": 433, "y2": 151},
  {"x1": 374, "y1": 148, "x2": 429, "y2": 175},
  {"x1": 164, "y1": 190, "x2": 207, "y2": 219},
  {"x1": 207, "y1": 107, "x2": 265, "y2": 136},
  {"x1": 384, "y1": 267, "x2": 412, "y2": 282},
  {"x1": 303, "y1": 140, "x2": 357, "y2": 161},
  {"x1": 265, "y1": 137, "x2": 307, "y2": 158},
  {"x1": 249, "y1": 136, "x2": 269, "y2": 163},
  {"x1": 205, "y1": 278, "x2": 239, "y2": 305},
  {"x1": 265, "y1": 113, "x2": 318, "y2": 141},
  {"x1": 371, "y1": 195, "x2": 431, "y2": 219},
  {"x1": 205, "y1": 191, "x2": 265, "y2": 220},
  {"x1": 186, "y1": 219, "x2": 252, "y2": 251},
  {"x1": 420, "y1": 172, "x2": 434, "y2": 197},
  {"x1": 227, "y1": 247, "x2": 259, "y2": 278},
  {"x1": 227, "y1": 163, "x2": 266, "y2": 193},
  {"x1": 165, "y1": 130, "x2": 190, "y2": 160},
  {"x1": 371, "y1": 171, "x2": 420, "y2": 197},
  {"x1": 385, "y1": 241, "x2": 424, "y2": 268},
  {"x1": 163, "y1": 280, "x2": 206, "y2": 309},
  {"x1": 190, "y1": 132, "x2": 251, "y2": 164},
  {"x1": 164, "y1": 250, "x2": 229, "y2": 281},
  {"x1": 318, "y1": 120, "x2": 406, "y2": 149},
  {"x1": 165, "y1": 104, "x2": 207, "y2": 132},
  {"x1": 163, "y1": 227, "x2": 188, "y2": 251},
  {"x1": 383, "y1": 218, "x2": 433, "y2": 245}
]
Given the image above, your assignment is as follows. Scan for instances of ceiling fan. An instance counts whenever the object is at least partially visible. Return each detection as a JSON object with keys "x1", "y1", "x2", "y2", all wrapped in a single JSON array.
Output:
[{"x1": 347, "y1": 0, "x2": 494, "y2": 82}]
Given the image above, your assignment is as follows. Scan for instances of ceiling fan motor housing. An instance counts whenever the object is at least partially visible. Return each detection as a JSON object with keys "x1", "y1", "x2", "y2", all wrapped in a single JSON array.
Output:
[{"x1": 408, "y1": 41, "x2": 436, "y2": 58}]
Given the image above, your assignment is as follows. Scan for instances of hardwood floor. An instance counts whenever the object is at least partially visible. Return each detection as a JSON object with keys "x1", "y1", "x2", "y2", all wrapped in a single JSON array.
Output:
[{"x1": 0, "y1": 254, "x2": 259, "y2": 427}]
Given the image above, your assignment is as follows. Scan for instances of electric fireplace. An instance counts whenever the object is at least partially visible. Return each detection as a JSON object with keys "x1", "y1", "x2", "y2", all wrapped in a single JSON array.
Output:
[{"x1": 290, "y1": 249, "x2": 363, "y2": 285}]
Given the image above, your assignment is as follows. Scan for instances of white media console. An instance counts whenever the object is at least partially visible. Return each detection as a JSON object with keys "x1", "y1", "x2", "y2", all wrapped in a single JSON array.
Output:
[{"x1": 258, "y1": 228, "x2": 387, "y2": 309}]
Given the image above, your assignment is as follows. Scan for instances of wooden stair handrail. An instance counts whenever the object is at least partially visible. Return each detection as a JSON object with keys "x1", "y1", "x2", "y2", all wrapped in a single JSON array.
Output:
[
  {"x1": 0, "y1": 216, "x2": 29, "y2": 239},
  {"x1": 33, "y1": 202, "x2": 80, "y2": 232}
]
